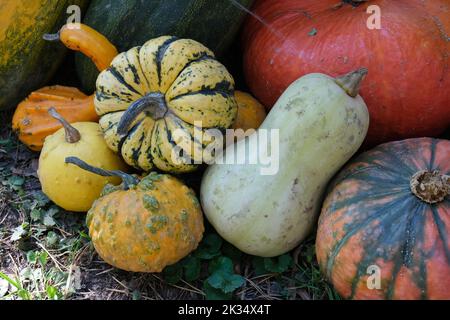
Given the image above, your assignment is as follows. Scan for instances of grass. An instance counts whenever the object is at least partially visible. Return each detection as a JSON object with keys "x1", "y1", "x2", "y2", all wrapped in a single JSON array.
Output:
[{"x1": 0, "y1": 97, "x2": 339, "y2": 300}]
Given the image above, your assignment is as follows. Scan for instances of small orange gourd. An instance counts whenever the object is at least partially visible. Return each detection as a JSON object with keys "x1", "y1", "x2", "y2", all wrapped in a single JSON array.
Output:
[
  {"x1": 12, "y1": 23, "x2": 118, "y2": 151},
  {"x1": 65, "y1": 157, "x2": 205, "y2": 272},
  {"x1": 12, "y1": 86, "x2": 98, "y2": 151},
  {"x1": 226, "y1": 91, "x2": 266, "y2": 145},
  {"x1": 232, "y1": 91, "x2": 267, "y2": 132}
]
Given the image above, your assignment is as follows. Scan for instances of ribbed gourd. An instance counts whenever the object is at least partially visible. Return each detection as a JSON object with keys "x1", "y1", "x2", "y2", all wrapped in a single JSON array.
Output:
[{"x1": 95, "y1": 36, "x2": 238, "y2": 173}]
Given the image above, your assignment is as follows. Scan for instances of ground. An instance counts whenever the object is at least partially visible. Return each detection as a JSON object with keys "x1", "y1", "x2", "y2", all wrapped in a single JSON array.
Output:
[{"x1": 0, "y1": 106, "x2": 338, "y2": 301}]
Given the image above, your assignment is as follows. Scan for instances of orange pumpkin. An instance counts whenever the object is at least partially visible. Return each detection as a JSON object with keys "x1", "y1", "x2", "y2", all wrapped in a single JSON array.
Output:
[{"x1": 316, "y1": 138, "x2": 450, "y2": 300}]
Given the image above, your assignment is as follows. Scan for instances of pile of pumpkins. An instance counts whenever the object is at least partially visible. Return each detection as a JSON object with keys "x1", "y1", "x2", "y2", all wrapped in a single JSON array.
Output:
[{"x1": 2, "y1": 0, "x2": 449, "y2": 300}]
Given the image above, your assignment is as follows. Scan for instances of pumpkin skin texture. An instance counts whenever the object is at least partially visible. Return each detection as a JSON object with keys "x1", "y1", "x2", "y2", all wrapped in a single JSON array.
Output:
[
  {"x1": 12, "y1": 86, "x2": 98, "y2": 151},
  {"x1": 0, "y1": 0, "x2": 88, "y2": 110},
  {"x1": 242, "y1": 0, "x2": 450, "y2": 145},
  {"x1": 96, "y1": 36, "x2": 237, "y2": 173},
  {"x1": 38, "y1": 119, "x2": 128, "y2": 212},
  {"x1": 76, "y1": 0, "x2": 254, "y2": 91},
  {"x1": 316, "y1": 138, "x2": 450, "y2": 300},
  {"x1": 201, "y1": 69, "x2": 369, "y2": 257},
  {"x1": 64, "y1": 158, "x2": 204, "y2": 273},
  {"x1": 229, "y1": 91, "x2": 266, "y2": 143}
]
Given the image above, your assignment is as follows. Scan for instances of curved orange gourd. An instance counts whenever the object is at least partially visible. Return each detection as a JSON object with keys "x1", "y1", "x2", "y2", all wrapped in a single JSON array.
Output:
[
  {"x1": 12, "y1": 23, "x2": 118, "y2": 151},
  {"x1": 12, "y1": 86, "x2": 98, "y2": 151}
]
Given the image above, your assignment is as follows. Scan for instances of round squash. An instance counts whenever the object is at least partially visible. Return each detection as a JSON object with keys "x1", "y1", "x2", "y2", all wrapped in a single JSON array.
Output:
[
  {"x1": 96, "y1": 36, "x2": 238, "y2": 173},
  {"x1": 76, "y1": 0, "x2": 254, "y2": 91},
  {"x1": 242, "y1": 0, "x2": 450, "y2": 145},
  {"x1": 38, "y1": 109, "x2": 128, "y2": 212},
  {"x1": 316, "y1": 138, "x2": 450, "y2": 300},
  {"x1": 0, "y1": 0, "x2": 88, "y2": 110},
  {"x1": 65, "y1": 157, "x2": 205, "y2": 273}
]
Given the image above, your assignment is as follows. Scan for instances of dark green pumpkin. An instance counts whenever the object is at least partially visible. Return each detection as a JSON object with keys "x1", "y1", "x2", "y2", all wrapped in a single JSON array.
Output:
[
  {"x1": 76, "y1": 0, "x2": 254, "y2": 91},
  {"x1": 0, "y1": 0, "x2": 88, "y2": 110}
]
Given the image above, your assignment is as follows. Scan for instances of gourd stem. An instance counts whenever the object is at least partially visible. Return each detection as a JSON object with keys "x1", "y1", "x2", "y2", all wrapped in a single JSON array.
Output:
[
  {"x1": 65, "y1": 157, "x2": 139, "y2": 190},
  {"x1": 48, "y1": 107, "x2": 81, "y2": 143},
  {"x1": 43, "y1": 31, "x2": 60, "y2": 42},
  {"x1": 117, "y1": 92, "x2": 167, "y2": 136},
  {"x1": 335, "y1": 68, "x2": 368, "y2": 98},
  {"x1": 410, "y1": 170, "x2": 450, "y2": 204}
]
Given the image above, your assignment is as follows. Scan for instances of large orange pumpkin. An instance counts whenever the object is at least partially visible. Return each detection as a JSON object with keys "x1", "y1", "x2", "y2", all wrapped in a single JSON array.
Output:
[
  {"x1": 242, "y1": 0, "x2": 450, "y2": 145},
  {"x1": 316, "y1": 138, "x2": 450, "y2": 300}
]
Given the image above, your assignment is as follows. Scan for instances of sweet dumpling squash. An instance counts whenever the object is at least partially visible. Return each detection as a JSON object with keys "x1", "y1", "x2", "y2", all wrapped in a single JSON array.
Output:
[{"x1": 95, "y1": 36, "x2": 238, "y2": 173}]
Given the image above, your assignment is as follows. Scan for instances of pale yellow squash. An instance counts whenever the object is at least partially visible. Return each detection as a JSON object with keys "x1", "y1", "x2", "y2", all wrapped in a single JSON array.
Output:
[
  {"x1": 38, "y1": 109, "x2": 128, "y2": 212},
  {"x1": 200, "y1": 69, "x2": 370, "y2": 257}
]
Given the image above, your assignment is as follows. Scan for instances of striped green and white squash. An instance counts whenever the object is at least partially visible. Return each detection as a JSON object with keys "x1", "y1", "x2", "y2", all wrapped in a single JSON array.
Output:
[
  {"x1": 316, "y1": 138, "x2": 450, "y2": 300},
  {"x1": 96, "y1": 36, "x2": 237, "y2": 173}
]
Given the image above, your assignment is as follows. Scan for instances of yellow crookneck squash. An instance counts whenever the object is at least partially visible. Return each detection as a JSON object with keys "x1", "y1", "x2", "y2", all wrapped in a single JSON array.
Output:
[
  {"x1": 38, "y1": 108, "x2": 127, "y2": 212},
  {"x1": 65, "y1": 156, "x2": 204, "y2": 272},
  {"x1": 95, "y1": 36, "x2": 238, "y2": 173},
  {"x1": 12, "y1": 23, "x2": 118, "y2": 151}
]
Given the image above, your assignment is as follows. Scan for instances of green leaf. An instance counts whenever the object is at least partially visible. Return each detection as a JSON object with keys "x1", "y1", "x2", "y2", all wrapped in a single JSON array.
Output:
[
  {"x1": 46, "y1": 286, "x2": 60, "y2": 300},
  {"x1": 30, "y1": 209, "x2": 42, "y2": 222},
  {"x1": 0, "y1": 272, "x2": 20, "y2": 290},
  {"x1": 194, "y1": 233, "x2": 223, "y2": 260},
  {"x1": 78, "y1": 230, "x2": 90, "y2": 240},
  {"x1": 43, "y1": 215, "x2": 56, "y2": 227},
  {"x1": 10, "y1": 223, "x2": 28, "y2": 242},
  {"x1": 163, "y1": 264, "x2": 183, "y2": 285},
  {"x1": 208, "y1": 256, "x2": 234, "y2": 274},
  {"x1": 264, "y1": 254, "x2": 293, "y2": 273},
  {"x1": 46, "y1": 231, "x2": 58, "y2": 247},
  {"x1": 9, "y1": 176, "x2": 24, "y2": 187},
  {"x1": 33, "y1": 191, "x2": 50, "y2": 207},
  {"x1": 203, "y1": 281, "x2": 232, "y2": 300},
  {"x1": 26, "y1": 251, "x2": 37, "y2": 264},
  {"x1": 132, "y1": 290, "x2": 141, "y2": 300},
  {"x1": 39, "y1": 251, "x2": 48, "y2": 267},
  {"x1": 206, "y1": 270, "x2": 245, "y2": 294},
  {"x1": 181, "y1": 256, "x2": 201, "y2": 282},
  {"x1": 251, "y1": 257, "x2": 267, "y2": 276}
]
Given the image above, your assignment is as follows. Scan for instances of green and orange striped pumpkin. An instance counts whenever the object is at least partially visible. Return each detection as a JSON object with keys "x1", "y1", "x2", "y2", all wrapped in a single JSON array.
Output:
[{"x1": 316, "y1": 138, "x2": 450, "y2": 300}]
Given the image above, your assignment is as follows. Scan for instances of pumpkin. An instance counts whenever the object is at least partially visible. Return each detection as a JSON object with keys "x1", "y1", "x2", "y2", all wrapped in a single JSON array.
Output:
[
  {"x1": 201, "y1": 68, "x2": 369, "y2": 257},
  {"x1": 242, "y1": 0, "x2": 450, "y2": 145},
  {"x1": 12, "y1": 86, "x2": 98, "y2": 151},
  {"x1": 0, "y1": 0, "x2": 88, "y2": 110},
  {"x1": 228, "y1": 91, "x2": 266, "y2": 144},
  {"x1": 76, "y1": 0, "x2": 254, "y2": 91},
  {"x1": 95, "y1": 36, "x2": 238, "y2": 173},
  {"x1": 65, "y1": 156, "x2": 204, "y2": 273},
  {"x1": 12, "y1": 24, "x2": 118, "y2": 151},
  {"x1": 316, "y1": 138, "x2": 450, "y2": 300},
  {"x1": 38, "y1": 108, "x2": 128, "y2": 212}
]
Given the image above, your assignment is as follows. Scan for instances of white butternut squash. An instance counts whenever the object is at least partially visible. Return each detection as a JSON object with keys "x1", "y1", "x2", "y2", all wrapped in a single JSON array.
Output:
[{"x1": 200, "y1": 68, "x2": 370, "y2": 257}]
